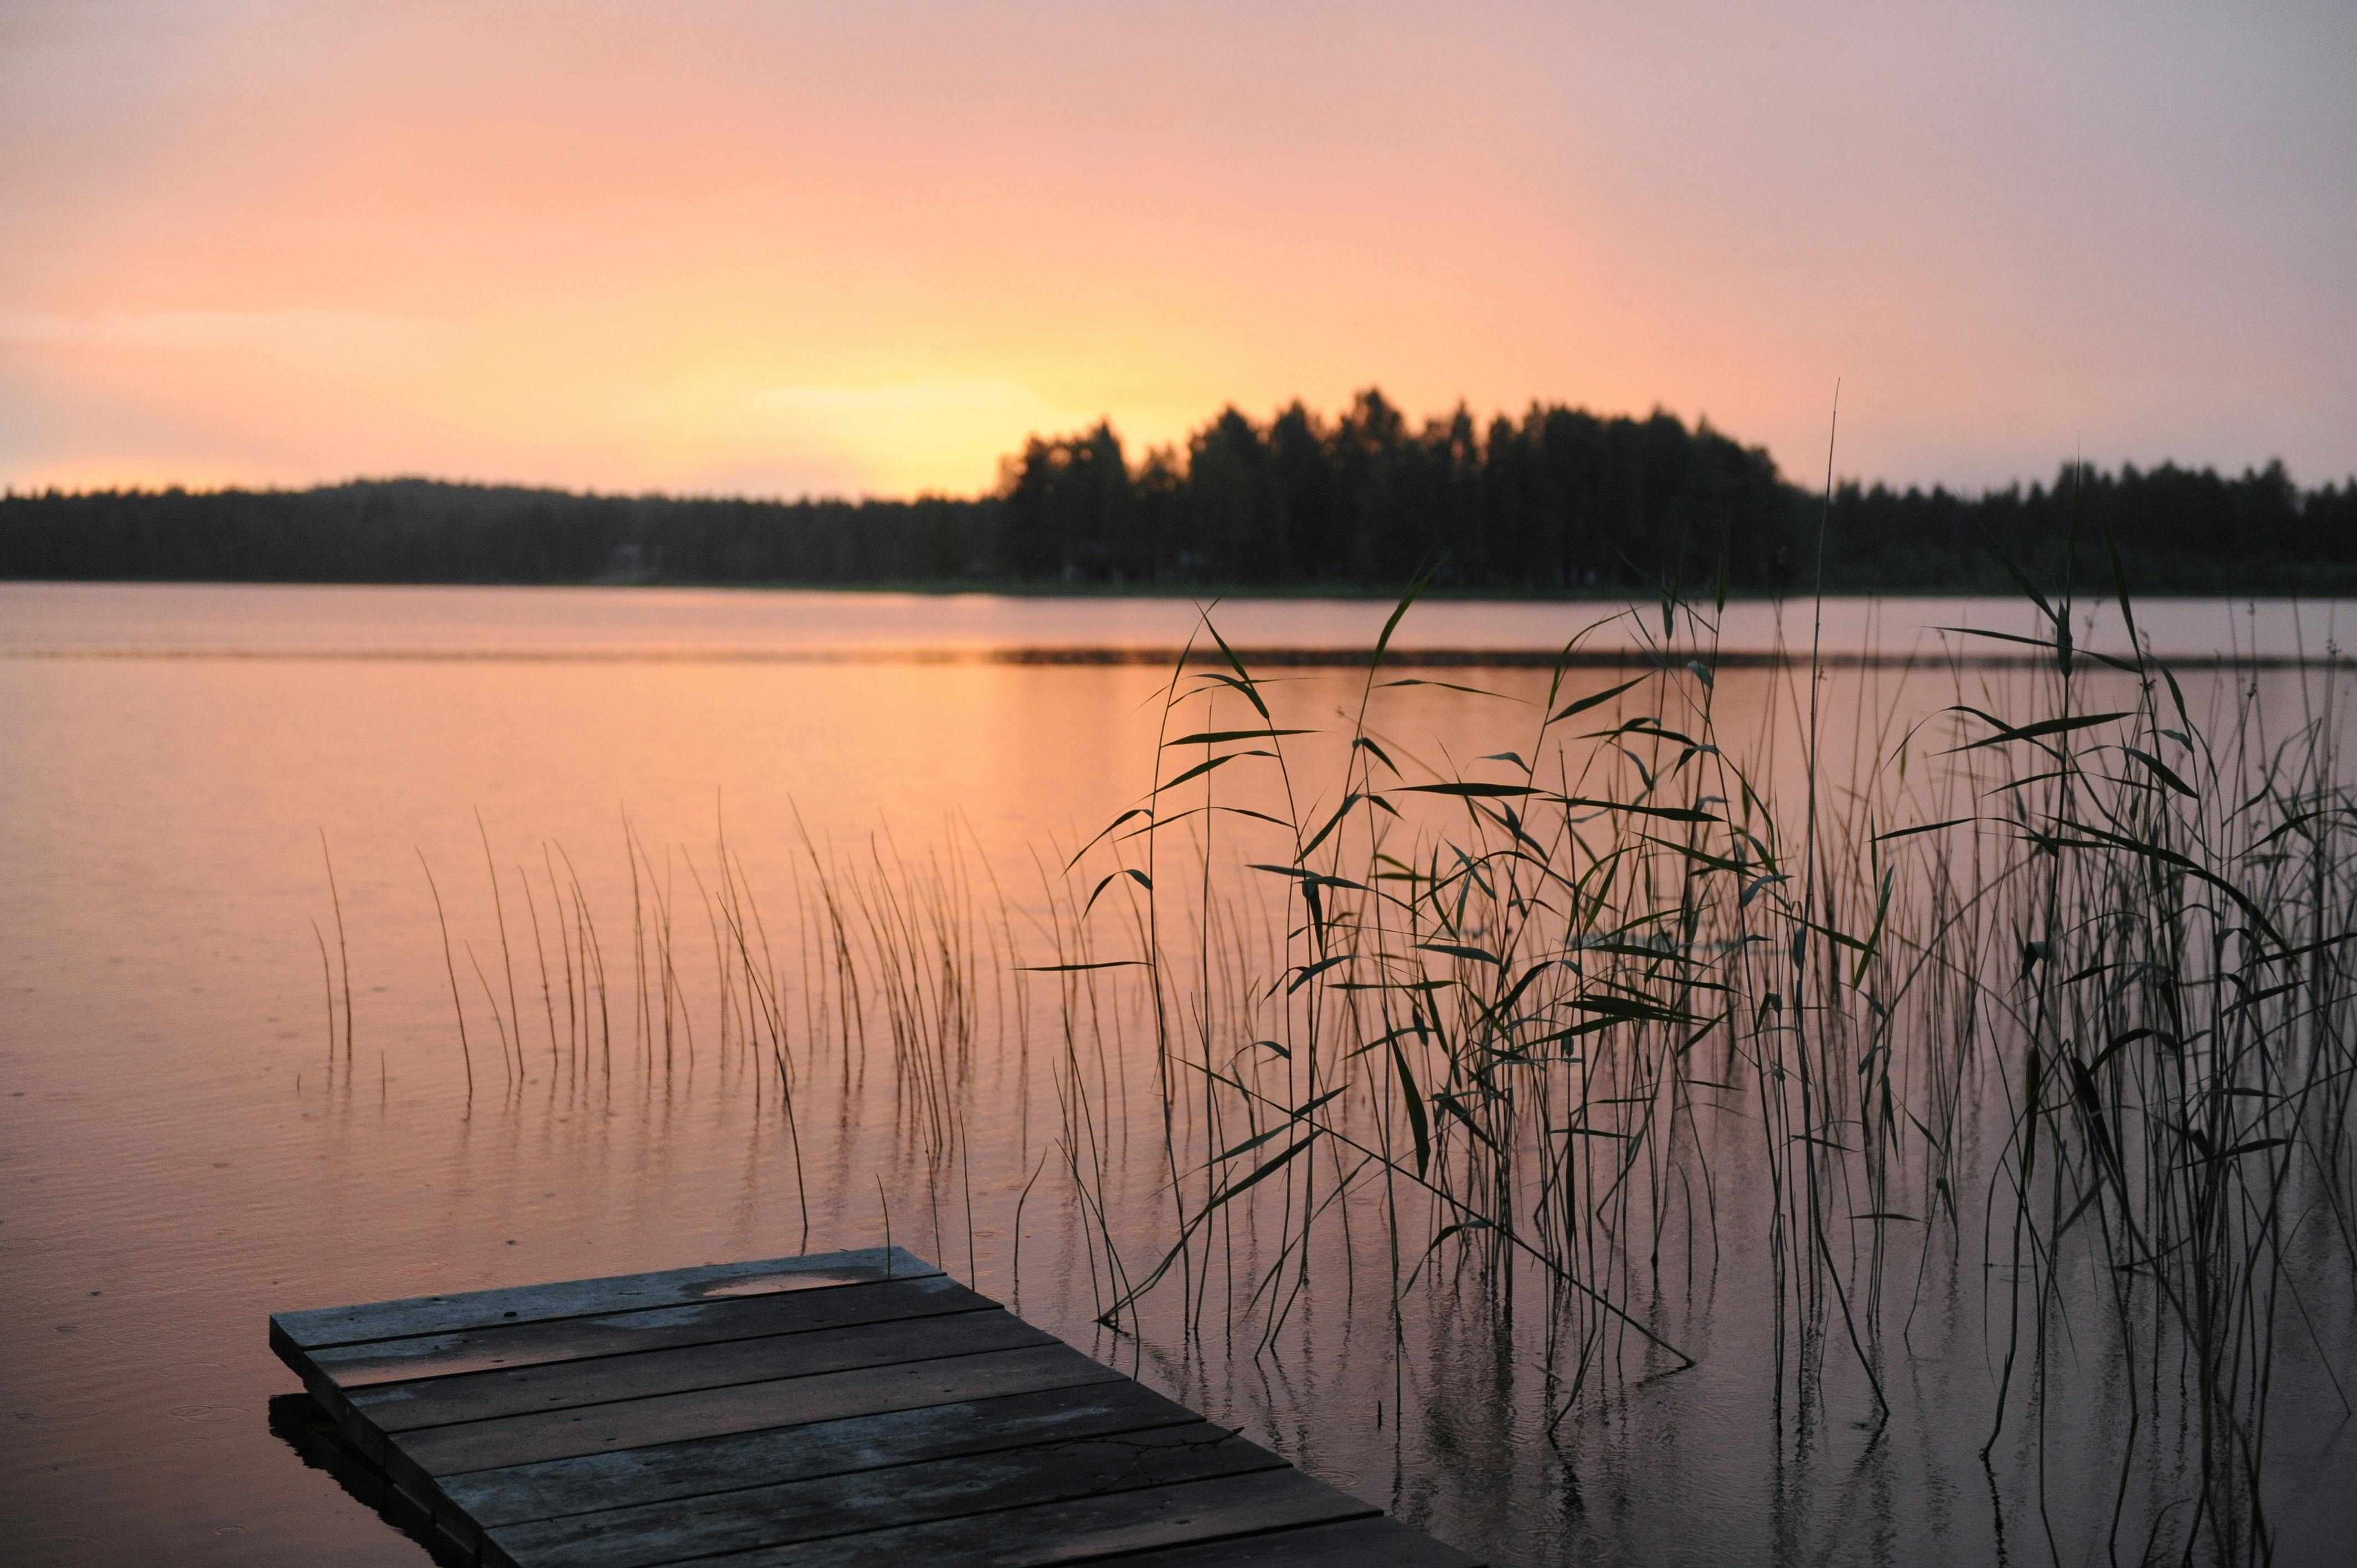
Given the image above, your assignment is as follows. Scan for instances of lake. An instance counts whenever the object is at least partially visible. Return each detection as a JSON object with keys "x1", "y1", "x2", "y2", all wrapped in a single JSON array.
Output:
[{"x1": 4, "y1": 582, "x2": 2353, "y2": 1566}]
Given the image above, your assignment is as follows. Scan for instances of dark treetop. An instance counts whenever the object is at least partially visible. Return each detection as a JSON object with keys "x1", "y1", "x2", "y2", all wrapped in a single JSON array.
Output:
[{"x1": 7, "y1": 390, "x2": 2353, "y2": 595}]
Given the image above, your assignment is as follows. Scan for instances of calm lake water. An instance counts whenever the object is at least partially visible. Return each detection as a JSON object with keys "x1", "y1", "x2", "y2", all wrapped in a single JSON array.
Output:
[{"x1": 3, "y1": 582, "x2": 2353, "y2": 1567}]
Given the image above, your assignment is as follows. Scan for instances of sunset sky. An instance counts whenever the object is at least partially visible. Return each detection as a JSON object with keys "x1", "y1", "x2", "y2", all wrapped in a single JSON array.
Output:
[{"x1": 4, "y1": 1, "x2": 2351, "y2": 499}]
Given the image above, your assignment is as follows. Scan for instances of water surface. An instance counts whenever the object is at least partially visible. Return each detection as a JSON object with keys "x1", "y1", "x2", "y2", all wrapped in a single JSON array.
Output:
[{"x1": 3, "y1": 584, "x2": 2351, "y2": 1566}]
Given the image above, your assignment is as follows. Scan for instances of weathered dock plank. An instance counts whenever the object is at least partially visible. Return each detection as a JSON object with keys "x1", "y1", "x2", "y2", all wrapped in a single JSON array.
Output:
[
  {"x1": 701, "y1": 1469, "x2": 1377, "y2": 1568},
  {"x1": 270, "y1": 1246, "x2": 1483, "y2": 1567},
  {"x1": 440, "y1": 1380, "x2": 1202, "y2": 1526},
  {"x1": 487, "y1": 1421, "x2": 1280, "y2": 1568},
  {"x1": 1113, "y1": 1517, "x2": 1493, "y2": 1567},
  {"x1": 274, "y1": 1247, "x2": 938, "y2": 1350},
  {"x1": 313, "y1": 1273, "x2": 993, "y2": 1387},
  {"x1": 353, "y1": 1308, "x2": 1055, "y2": 1431},
  {"x1": 396, "y1": 1343, "x2": 1124, "y2": 1477}
]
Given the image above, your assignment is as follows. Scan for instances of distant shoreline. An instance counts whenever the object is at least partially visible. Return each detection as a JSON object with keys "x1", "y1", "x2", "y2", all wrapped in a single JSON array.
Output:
[{"x1": 8, "y1": 405, "x2": 2353, "y2": 599}]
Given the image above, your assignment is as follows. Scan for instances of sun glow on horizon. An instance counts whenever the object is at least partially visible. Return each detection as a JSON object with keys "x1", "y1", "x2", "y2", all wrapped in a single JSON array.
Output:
[{"x1": 4, "y1": 1, "x2": 2351, "y2": 499}]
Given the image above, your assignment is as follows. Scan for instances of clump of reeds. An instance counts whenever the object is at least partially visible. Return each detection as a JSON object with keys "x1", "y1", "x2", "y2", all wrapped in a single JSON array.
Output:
[
  {"x1": 1051, "y1": 527, "x2": 2356, "y2": 1566},
  {"x1": 382, "y1": 806, "x2": 1027, "y2": 1267},
  {"x1": 331, "y1": 526, "x2": 2354, "y2": 1566}
]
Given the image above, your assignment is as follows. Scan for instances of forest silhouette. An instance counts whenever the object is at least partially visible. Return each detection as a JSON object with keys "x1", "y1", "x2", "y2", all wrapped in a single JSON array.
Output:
[{"x1": 6, "y1": 389, "x2": 2352, "y2": 594}]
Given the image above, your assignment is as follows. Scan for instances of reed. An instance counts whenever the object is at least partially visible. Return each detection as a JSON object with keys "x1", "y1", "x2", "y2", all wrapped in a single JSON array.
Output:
[
  {"x1": 476, "y1": 809, "x2": 523, "y2": 1082},
  {"x1": 1045, "y1": 546, "x2": 2355, "y2": 1565},
  {"x1": 311, "y1": 918, "x2": 336, "y2": 1065},
  {"x1": 519, "y1": 863, "x2": 559, "y2": 1067},
  {"x1": 319, "y1": 829, "x2": 353, "y2": 1061},
  {"x1": 415, "y1": 847, "x2": 475, "y2": 1098}
]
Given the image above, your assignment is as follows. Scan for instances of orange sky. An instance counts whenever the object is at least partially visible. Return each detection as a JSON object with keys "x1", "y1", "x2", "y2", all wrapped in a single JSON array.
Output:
[{"x1": 4, "y1": 1, "x2": 2351, "y2": 498}]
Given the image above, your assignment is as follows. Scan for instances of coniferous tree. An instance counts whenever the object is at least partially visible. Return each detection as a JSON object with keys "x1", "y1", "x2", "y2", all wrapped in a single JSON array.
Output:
[{"x1": 6, "y1": 393, "x2": 2347, "y2": 594}]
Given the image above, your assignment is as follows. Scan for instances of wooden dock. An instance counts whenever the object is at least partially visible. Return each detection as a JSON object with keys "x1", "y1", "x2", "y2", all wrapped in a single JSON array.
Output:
[{"x1": 270, "y1": 1246, "x2": 1483, "y2": 1567}]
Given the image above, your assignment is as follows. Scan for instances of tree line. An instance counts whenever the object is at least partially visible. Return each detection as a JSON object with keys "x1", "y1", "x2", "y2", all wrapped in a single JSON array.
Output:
[{"x1": 6, "y1": 389, "x2": 2353, "y2": 594}]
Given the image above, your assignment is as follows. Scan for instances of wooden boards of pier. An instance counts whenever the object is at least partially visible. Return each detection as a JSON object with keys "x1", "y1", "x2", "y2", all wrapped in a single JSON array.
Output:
[{"x1": 270, "y1": 1246, "x2": 1483, "y2": 1567}]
